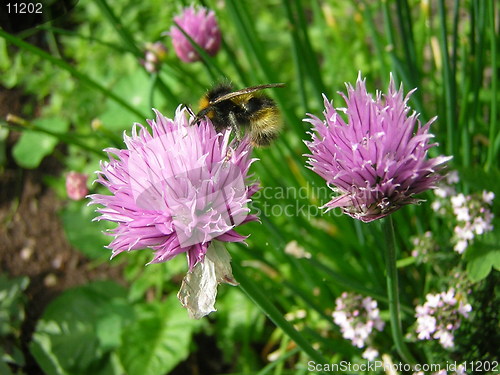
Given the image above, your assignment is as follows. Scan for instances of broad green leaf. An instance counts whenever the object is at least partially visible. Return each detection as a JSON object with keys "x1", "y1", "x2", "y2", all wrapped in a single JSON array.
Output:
[
  {"x1": 30, "y1": 281, "x2": 132, "y2": 375},
  {"x1": 12, "y1": 117, "x2": 69, "y2": 169},
  {"x1": 465, "y1": 242, "x2": 500, "y2": 283},
  {"x1": 118, "y1": 295, "x2": 201, "y2": 375},
  {"x1": 59, "y1": 200, "x2": 112, "y2": 259},
  {"x1": 0, "y1": 274, "x2": 29, "y2": 335},
  {"x1": 99, "y1": 70, "x2": 161, "y2": 131},
  {"x1": 127, "y1": 256, "x2": 186, "y2": 302}
]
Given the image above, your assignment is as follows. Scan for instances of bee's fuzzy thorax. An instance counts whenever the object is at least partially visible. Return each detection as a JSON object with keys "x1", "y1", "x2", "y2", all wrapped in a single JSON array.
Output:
[{"x1": 195, "y1": 82, "x2": 285, "y2": 147}]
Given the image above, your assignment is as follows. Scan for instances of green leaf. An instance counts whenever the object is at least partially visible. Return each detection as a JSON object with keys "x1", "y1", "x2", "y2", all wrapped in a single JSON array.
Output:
[
  {"x1": 0, "y1": 127, "x2": 8, "y2": 167},
  {"x1": 99, "y1": 70, "x2": 161, "y2": 132},
  {"x1": 59, "y1": 200, "x2": 112, "y2": 259},
  {"x1": 215, "y1": 287, "x2": 263, "y2": 363},
  {"x1": 12, "y1": 117, "x2": 69, "y2": 169},
  {"x1": 458, "y1": 167, "x2": 500, "y2": 198},
  {"x1": 30, "y1": 281, "x2": 132, "y2": 375},
  {"x1": 0, "y1": 348, "x2": 14, "y2": 375},
  {"x1": 465, "y1": 242, "x2": 500, "y2": 283},
  {"x1": 0, "y1": 274, "x2": 29, "y2": 336},
  {"x1": 0, "y1": 38, "x2": 10, "y2": 71},
  {"x1": 127, "y1": 256, "x2": 186, "y2": 302},
  {"x1": 118, "y1": 295, "x2": 201, "y2": 375}
]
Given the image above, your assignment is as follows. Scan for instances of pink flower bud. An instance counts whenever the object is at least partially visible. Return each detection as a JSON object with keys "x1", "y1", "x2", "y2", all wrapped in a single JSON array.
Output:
[
  {"x1": 66, "y1": 171, "x2": 88, "y2": 200},
  {"x1": 170, "y1": 6, "x2": 221, "y2": 63}
]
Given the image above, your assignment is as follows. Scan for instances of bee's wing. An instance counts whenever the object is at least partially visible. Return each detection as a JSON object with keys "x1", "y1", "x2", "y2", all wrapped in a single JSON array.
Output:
[{"x1": 210, "y1": 83, "x2": 286, "y2": 104}]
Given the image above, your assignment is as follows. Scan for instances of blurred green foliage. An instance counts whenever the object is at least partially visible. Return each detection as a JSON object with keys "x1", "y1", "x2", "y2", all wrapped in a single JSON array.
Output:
[{"x1": 1, "y1": 0, "x2": 499, "y2": 374}]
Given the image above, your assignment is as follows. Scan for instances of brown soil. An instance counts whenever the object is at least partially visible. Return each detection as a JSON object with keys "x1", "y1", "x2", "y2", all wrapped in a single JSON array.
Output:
[{"x1": 0, "y1": 86, "x2": 125, "y2": 374}]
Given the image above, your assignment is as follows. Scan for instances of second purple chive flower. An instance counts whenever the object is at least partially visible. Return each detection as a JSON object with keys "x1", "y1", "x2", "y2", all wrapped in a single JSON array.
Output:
[
  {"x1": 305, "y1": 74, "x2": 451, "y2": 222},
  {"x1": 169, "y1": 5, "x2": 221, "y2": 63}
]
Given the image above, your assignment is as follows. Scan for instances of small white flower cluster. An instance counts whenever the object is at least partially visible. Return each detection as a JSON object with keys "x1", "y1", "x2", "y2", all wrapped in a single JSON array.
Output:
[
  {"x1": 451, "y1": 191, "x2": 494, "y2": 253},
  {"x1": 415, "y1": 288, "x2": 472, "y2": 349},
  {"x1": 431, "y1": 171, "x2": 494, "y2": 254},
  {"x1": 410, "y1": 231, "x2": 437, "y2": 261},
  {"x1": 332, "y1": 292, "x2": 384, "y2": 360}
]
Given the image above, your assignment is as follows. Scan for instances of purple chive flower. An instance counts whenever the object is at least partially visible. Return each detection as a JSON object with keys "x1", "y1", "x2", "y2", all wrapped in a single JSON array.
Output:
[
  {"x1": 66, "y1": 171, "x2": 88, "y2": 200},
  {"x1": 170, "y1": 6, "x2": 221, "y2": 63},
  {"x1": 88, "y1": 107, "x2": 258, "y2": 271},
  {"x1": 305, "y1": 74, "x2": 452, "y2": 222}
]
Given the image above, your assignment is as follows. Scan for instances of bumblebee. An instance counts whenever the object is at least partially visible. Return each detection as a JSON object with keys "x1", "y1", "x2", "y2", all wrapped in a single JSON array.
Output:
[{"x1": 193, "y1": 82, "x2": 285, "y2": 147}]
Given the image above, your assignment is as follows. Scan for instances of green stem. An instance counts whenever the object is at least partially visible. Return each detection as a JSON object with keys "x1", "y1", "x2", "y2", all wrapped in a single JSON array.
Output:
[
  {"x1": 232, "y1": 262, "x2": 330, "y2": 372},
  {"x1": 93, "y1": 0, "x2": 182, "y2": 105},
  {"x1": 94, "y1": 0, "x2": 142, "y2": 56},
  {"x1": 6, "y1": 115, "x2": 105, "y2": 157},
  {"x1": 486, "y1": 0, "x2": 498, "y2": 170},
  {"x1": 438, "y1": 0, "x2": 457, "y2": 157},
  {"x1": 382, "y1": 216, "x2": 417, "y2": 364}
]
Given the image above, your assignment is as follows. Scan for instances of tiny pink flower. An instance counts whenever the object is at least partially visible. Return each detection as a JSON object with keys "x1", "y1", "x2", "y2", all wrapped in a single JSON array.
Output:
[
  {"x1": 170, "y1": 6, "x2": 221, "y2": 63},
  {"x1": 415, "y1": 288, "x2": 471, "y2": 349},
  {"x1": 446, "y1": 170, "x2": 459, "y2": 184},
  {"x1": 305, "y1": 74, "x2": 451, "y2": 222},
  {"x1": 441, "y1": 289, "x2": 456, "y2": 305},
  {"x1": 457, "y1": 302, "x2": 472, "y2": 317},
  {"x1": 454, "y1": 240, "x2": 468, "y2": 254},
  {"x1": 141, "y1": 41, "x2": 168, "y2": 73},
  {"x1": 447, "y1": 188, "x2": 495, "y2": 253},
  {"x1": 362, "y1": 347, "x2": 379, "y2": 361},
  {"x1": 416, "y1": 315, "x2": 436, "y2": 340},
  {"x1": 435, "y1": 329, "x2": 454, "y2": 348},
  {"x1": 66, "y1": 171, "x2": 88, "y2": 200},
  {"x1": 332, "y1": 292, "x2": 384, "y2": 349},
  {"x1": 425, "y1": 293, "x2": 441, "y2": 308},
  {"x1": 482, "y1": 190, "x2": 495, "y2": 205}
]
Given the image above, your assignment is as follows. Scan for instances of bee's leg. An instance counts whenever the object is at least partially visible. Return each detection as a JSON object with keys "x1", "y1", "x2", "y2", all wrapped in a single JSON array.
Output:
[
  {"x1": 182, "y1": 105, "x2": 199, "y2": 126},
  {"x1": 223, "y1": 147, "x2": 233, "y2": 163},
  {"x1": 228, "y1": 112, "x2": 242, "y2": 147},
  {"x1": 184, "y1": 105, "x2": 195, "y2": 117}
]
